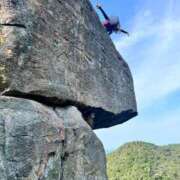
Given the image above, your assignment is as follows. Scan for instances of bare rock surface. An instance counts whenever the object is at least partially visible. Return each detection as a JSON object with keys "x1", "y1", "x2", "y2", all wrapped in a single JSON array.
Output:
[
  {"x1": 0, "y1": 96, "x2": 107, "y2": 180},
  {"x1": 0, "y1": 0, "x2": 137, "y2": 179},
  {"x1": 0, "y1": 0, "x2": 137, "y2": 129}
]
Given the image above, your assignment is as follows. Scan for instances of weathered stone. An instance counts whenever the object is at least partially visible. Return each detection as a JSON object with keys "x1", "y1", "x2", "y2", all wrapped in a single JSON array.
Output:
[
  {"x1": 0, "y1": 96, "x2": 107, "y2": 180},
  {"x1": 0, "y1": 0, "x2": 137, "y2": 129}
]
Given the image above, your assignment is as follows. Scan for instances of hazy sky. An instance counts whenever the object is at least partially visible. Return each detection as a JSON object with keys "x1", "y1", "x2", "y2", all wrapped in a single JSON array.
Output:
[{"x1": 91, "y1": 0, "x2": 180, "y2": 151}]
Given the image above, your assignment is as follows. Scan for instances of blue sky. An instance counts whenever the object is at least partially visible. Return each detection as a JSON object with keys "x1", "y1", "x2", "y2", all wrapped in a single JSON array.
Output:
[{"x1": 91, "y1": 0, "x2": 180, "y2": 151}]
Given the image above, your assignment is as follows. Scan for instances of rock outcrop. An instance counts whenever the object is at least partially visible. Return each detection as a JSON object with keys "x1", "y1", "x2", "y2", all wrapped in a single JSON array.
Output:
[
  {"x1": 0, "y1": 0, "x2": 137, "y2": 179},
  {"x1": 0, "y1": 96, "x2": 107, "y2": 180},
  {"x1": 0, "y1": 0, "x2": 137, "y2": 129}
]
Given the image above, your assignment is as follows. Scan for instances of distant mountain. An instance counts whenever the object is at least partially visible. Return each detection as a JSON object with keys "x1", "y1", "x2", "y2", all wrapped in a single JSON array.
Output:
[{"x1": 107, "y1": 142, "x2": 180, "y2": 180}]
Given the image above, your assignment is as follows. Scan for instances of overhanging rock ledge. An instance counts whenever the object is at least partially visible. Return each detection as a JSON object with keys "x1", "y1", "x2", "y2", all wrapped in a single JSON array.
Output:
[{"x1": 0, "y1": 0, "x2": 137, "y2": 129}]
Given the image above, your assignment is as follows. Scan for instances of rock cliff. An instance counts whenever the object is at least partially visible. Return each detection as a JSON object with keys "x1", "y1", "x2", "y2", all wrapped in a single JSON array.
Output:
[
  {"x1": 0, "y1": 0, "x2": 137, "y2": 129},
  {"x1": 0, "y1": 0, "x2": 137, "y2": 179},
  {"x1": 0, "y1": 97, "x2": 106, "y2": 179}
]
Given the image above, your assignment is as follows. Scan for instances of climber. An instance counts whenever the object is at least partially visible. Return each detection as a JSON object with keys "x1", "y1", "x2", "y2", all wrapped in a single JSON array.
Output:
[{"x1": 96, "y1": 4, "x2": 129, "y2": 36}]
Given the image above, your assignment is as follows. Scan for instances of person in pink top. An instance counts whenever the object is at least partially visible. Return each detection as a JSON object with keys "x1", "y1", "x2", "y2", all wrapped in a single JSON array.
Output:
[{"x1": 96, "y1": 4, "x2": 129, "y2": 36}]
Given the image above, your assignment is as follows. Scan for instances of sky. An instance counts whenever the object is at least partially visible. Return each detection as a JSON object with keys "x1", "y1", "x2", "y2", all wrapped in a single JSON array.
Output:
[{"x1": 91, "y1": 0, "x2": 180, "y2": 152}]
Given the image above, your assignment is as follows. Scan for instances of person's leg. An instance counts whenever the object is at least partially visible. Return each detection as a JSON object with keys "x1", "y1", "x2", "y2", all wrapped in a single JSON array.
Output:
[{"x1": 120, "y1": 29, "x2": 129, "y2": 36}]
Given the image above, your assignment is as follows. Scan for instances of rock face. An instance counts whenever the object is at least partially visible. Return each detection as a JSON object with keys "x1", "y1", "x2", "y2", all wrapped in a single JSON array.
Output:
[
  {"x1": 0, "y1": 96, "x2": 107, "y2": 180},
  {"x1": 0, "y1": 0, "x2": 137, "y2": 129},
  {"x1": 0, "y1": 0, "x2": 137, "y2": 179}
]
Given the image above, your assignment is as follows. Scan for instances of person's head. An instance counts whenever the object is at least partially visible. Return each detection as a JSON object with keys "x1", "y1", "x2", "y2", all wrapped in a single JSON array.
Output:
[
  {"x1": 109, "y1": 16, "x2": 120, "y2": 26},
  {"x1": 109, "y1": 16, "x2": 121, "y2": 32}
]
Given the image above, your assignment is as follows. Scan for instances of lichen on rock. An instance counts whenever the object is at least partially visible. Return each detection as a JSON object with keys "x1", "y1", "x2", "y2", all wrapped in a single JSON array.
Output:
[{"x1": 0, "y1": 63, "x2": 8, "y2": 91}]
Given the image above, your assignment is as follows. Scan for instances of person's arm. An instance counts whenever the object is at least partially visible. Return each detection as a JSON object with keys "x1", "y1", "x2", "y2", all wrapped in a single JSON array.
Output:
[{"x1": 96, "y1": 4, "x2": 110, "y2": 20}]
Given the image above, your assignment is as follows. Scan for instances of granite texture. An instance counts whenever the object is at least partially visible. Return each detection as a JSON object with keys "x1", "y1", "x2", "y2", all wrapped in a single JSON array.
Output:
[{"x1": 0, "y1": 96, "x2": 107, "y2": 180}]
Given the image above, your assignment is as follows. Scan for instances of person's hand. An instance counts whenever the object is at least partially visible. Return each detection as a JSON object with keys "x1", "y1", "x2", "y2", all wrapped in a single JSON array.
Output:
[{"x1": 96, "y1": 3, "x2": 101, "y2": 9}]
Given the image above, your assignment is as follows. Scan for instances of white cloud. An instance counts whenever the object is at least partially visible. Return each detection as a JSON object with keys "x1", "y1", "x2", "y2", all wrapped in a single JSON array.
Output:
[
  {"x1": 114, "y1": 2, "x2": 180, "y2": 110},
  {"x1": 95, "y1": 0, "x2": 180, "y2": 151}
]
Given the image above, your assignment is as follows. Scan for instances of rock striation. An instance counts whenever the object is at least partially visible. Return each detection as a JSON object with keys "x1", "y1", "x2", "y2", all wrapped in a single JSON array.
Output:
[
  {"x1": 0, "y1": 0, "x2": 137, "y2": 129},
  {"x1": 0, "y1": 0, "x2": 137, "y2": 179}
]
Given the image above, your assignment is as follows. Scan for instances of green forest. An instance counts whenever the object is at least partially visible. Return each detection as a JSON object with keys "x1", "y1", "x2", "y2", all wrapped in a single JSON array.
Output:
[{"x1": 107, "y1": 142, "x2": 180, "y2": 180}]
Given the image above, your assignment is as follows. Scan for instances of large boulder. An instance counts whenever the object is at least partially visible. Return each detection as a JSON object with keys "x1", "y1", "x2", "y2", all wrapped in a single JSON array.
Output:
[
  {"x1": 0, "y1": 96, "x2": 107, "y2": 180},
  {"x1": 0, "y1": 0, "x2": 137, "y2": 129}
]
